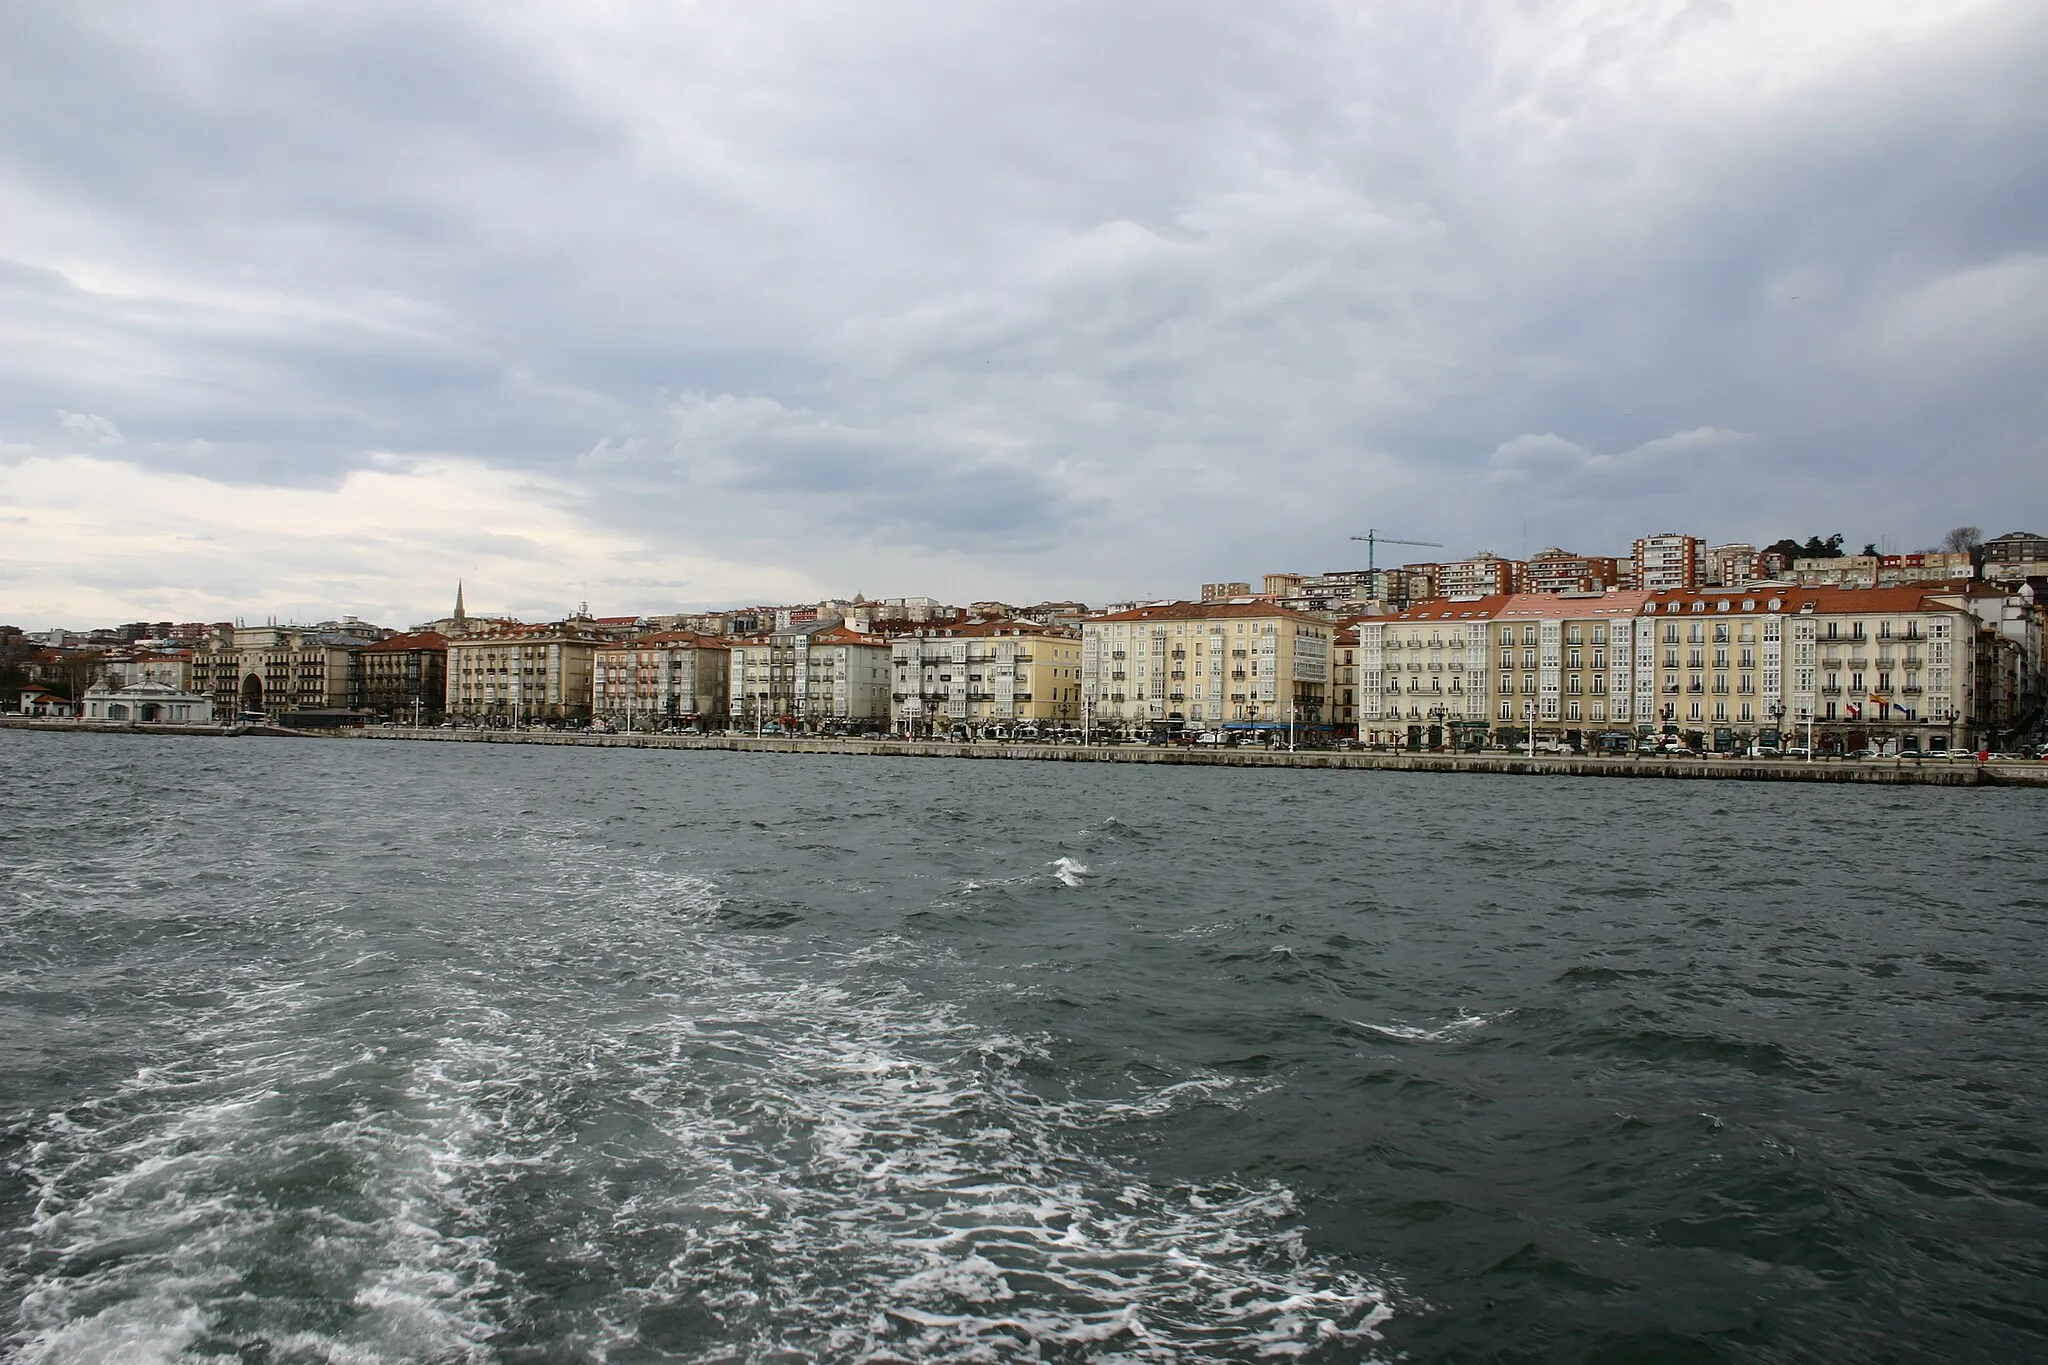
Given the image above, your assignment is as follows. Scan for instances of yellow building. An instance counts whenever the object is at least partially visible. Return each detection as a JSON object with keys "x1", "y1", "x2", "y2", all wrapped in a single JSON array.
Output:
[
  {"x1": 890, "y1": 619, "x2": 1083, "y2": 735},
  {"x1": 445, "y1": 624, "x2": 601, "y2": 726},
  {"x1": 1081, "y1": 601, "x2": 1332, "y2": 736}
]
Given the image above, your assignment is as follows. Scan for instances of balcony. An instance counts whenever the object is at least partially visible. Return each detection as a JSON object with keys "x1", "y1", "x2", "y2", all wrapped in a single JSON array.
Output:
[
  {"x1": 1821, "y1": 684, "x2": 1842, "y2": 695},
  {"x1": 1902, "y1": 685, "x2": 1923, "y2": 695}
]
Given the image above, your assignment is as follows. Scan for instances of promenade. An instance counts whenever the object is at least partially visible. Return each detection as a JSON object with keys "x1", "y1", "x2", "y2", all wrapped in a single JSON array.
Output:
[
  {"x1": 10, "y1": 716, "x2": 2043, "y2": 785},
  {"x1": 336, "y1": 724, "x2": 2039, "y2": 786}
]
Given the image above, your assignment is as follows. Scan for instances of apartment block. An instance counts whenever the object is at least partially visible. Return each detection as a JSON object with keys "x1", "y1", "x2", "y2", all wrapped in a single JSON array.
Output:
[
  {"x1": 445, "y1": 624, "x2": 601, "y2": 725},
  {"x1": 890, "y1": 619, "x2": 1083, "y2": 734},
  {"x1": 1433, "y1": 552, "x2": 1524, "y2": 597},
  {"x1": 728, "y1": 621, "x2": 892, "y2": 731},
  {"x1": 1632, "y1": 533, "x2": 1702, "y2": 592},
  {"x1": 1526, "y1": 548, "x2": 1621, "y2": 594},
  {"x1": 1083, "y1": 601, "x2": 1332, "y2": 734},
  {"x1": 594, "y1": 631, "x2": 729, "y2": 726},
  {"x1": 358, "y1": 631, "x2": 448, "y2": 723}
]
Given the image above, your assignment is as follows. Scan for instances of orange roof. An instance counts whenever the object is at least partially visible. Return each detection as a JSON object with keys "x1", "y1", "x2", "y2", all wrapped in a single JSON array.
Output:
[
  {"x1": 1643, "y1": 583, "x2": 1976, "y2": 615},
  {"x1": 1091, "y1": 600, "x2": 1330, "y2": 626},
  {"x1": 1495, "y1": 590, "x2": 1654, "y2": 621},
  {"x1": 1383, "y1": 594, "x2": 1514, "y2": 621}
]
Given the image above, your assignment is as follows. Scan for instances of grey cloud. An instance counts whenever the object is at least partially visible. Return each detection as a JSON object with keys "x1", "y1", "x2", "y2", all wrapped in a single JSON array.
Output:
[{"x1": 2, "y1": 1, "x2": 2044, "y2": 618}]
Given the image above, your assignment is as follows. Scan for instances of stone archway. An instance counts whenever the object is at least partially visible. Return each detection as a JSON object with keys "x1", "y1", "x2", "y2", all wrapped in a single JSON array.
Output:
[
  {"x1": 140, "y1": 703, "x2": 162, "y2": 723},
  {"x1": 107, "y1": 703, "x2": 129, "y2": 721},
  {"x1": 240, "y1": 674, "x2": 264, "y2": 715}
]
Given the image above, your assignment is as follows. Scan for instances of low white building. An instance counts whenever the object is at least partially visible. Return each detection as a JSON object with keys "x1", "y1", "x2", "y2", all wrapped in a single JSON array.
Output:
[{"x1": 81, "y1": 679, "x2": 214, "y2": 724}]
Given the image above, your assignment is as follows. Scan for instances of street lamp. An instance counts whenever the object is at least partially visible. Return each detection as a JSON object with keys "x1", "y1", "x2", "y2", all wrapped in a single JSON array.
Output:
[
  {"x1": 1524, "y1": 700, "x2": 1536, "y2": 758},
  {"x1": 1765, "y1": 701, "x2": 1784, "y2": 758}
]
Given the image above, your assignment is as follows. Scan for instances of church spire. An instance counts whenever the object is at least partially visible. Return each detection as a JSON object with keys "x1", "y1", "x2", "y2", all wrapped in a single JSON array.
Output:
[{"x1": 453, "y1": 580, "x2": 467, "y2": 622}]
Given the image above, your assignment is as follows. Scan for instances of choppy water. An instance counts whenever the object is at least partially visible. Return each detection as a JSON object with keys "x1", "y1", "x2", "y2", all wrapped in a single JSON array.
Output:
[{"x1": 2, "y1": 732, "x2": 2044, "y2": 1363}]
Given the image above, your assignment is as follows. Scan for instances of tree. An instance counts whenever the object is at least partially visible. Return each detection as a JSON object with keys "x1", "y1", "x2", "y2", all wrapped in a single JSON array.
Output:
[
  {"x1": 1941, "y1": 525, "x2": 1983, "y2": 554},
  {"x1": 1796, "y1": 534, "x2": 1845, "y2": 559},
  {"x1": 1861, "y1": 543, "x2": 1880, "y2": 557}
]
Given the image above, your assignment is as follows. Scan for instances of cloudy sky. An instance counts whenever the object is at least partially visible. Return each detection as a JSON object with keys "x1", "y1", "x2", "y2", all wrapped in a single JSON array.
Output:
[{"x1": 3, "y1": 0, "x2": 2043, "y2": 627}]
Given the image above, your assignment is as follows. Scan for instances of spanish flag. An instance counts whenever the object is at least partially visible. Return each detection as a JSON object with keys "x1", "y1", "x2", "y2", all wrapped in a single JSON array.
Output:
[{"x1": 1868, "y1": 691, "x2": 1887, "y2": 718}]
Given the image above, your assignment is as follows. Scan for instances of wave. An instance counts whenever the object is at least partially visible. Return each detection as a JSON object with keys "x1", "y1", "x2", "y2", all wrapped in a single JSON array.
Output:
[
  {"x1": 1348, "y1": 1012, "x2": 1509, "y2": 1045},
  {"x1": 5, "y1": 827, "x2": 1395, "y2": 1362}
]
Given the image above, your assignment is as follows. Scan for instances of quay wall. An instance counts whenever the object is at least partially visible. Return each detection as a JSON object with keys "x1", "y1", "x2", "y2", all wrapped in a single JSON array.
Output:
[{"x1": 9, "y1": 717, "x2": 2043, "y2": 786}]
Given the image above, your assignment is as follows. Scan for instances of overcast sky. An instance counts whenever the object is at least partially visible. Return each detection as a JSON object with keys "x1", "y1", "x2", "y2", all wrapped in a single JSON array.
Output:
[{"x1": 3, "y1": 0, "x2": 2043, "y2": 627}]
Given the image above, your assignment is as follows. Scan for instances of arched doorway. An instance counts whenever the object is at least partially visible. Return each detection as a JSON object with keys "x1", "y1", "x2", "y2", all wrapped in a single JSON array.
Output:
[
  {"x1": 107, "y1": 703, "x2": 129, "y2": 720},
  {"x1": 140, "y1": 703, "x2": 161, "y2": 723},
  {"x1": 240, "y1": 674, "x2": 264, "y2": 715}
]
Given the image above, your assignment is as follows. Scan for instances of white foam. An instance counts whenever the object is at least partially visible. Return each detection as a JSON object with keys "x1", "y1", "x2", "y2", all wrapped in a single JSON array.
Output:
[
  {"x1": 8, "y1": 817, "x2": 1397, "y2": 1362},
  {"x1": 1349, "y1": 1011, "x2": 1508, "y2": 1044}
]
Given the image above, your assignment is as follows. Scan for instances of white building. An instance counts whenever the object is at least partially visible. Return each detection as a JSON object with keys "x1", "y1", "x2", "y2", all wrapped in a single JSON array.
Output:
[
  {"x1": 728, "y1": 622, "x2": 892, "y2": 731},
  {"x1": 81, "y1": 679, "x2": 214, "y2": 724}
]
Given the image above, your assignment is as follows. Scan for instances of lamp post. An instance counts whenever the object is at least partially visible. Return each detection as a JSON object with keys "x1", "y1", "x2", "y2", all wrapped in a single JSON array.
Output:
[
  {"x1": 1943, "y1": 706, "x2": 1959, "y2": 756},
  {"x1": 1524, "y1": 700, "x2": 1536, "y2": 758},
  {"x1": 1765, "y1": 701, "x2": 1783, "y2": 758}
]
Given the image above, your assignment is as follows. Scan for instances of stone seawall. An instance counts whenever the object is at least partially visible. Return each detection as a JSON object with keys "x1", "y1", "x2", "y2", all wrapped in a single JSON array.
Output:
[
  {"x1": 10, "y1": 716, "x2": 2042, "y2": 786},
  {"x1": 325, "y1": 726, "x2": 2045, "y2": 787}
]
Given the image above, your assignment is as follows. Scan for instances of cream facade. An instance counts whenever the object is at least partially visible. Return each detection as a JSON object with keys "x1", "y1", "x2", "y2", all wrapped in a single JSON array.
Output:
[
  {"x1": 890, "y1": 620, "x2": 1083, "y2": 734},
  {"x1": 1356, "y1": 597, "x2": 1505, "y2": 748},
  {"x1": 189, "y1": 626, "x2": 363, "y2": 719},
  {"x1": 594, "y1": 632, "x2": 729, "y2": 726},
  {"x1": 727, "y1": 623, "x2": 892, "y2": 731},
  {"x1": 445, "y1": 626, "x2": 600, "y2": 725},
  {"x1": 1081, "y1": 601, "x2": 1332, "y2": 734}
]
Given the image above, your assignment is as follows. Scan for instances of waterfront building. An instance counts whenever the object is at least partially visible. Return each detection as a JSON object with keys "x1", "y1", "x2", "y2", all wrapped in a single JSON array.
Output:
[
  {"x1": 1526, "y1": 548, "x2": 1621, "y2": 594},
  {"x1": 357, "y1": 631, "x2": 449, "y2": 724},
  {"x1": 16, "y1": 685, "x2": 75, "y2": 717},
  {"x1": 593, "y1": 632, "x2": 730, "y2": 727},
  {"x1": 1082, "y1": 601, "x2": 1332, "y2": 736},
  {"x1": 189, "y1": 626, "x2": 365, "y2": 719},
  {"x1": 727, "y1": 621, "x2": 892, "y2": 732},
  {"x1": 1354, "y1": 596, "x2": 1508, "y2": 749},
  {"x1": 1494, "y1": 591, "x2": 1658, "y2": 743},
  {"x1": 444, "y1": 624, "x2": 601, "y2": 726},
  {"x1": 1767, "y1": 585, "x2": 1983, "y2": 752},
  {"x1": 80, "y1": 679, "x2": 212, "y2": 724},
  {"x1": 1332, "y1": 622, "x2": 1360, "y2": 738},
  {"x1": 890, "y1": 619, "x2": 1083, "y2": 735},
  {"x1": 1632, "y1": 533, "x2": 1702, "y2": 592}
]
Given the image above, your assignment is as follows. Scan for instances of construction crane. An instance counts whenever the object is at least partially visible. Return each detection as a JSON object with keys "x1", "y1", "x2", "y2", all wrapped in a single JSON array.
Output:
[{"x1": 1350, "y1": 530, "x2": 1444, "y2": 575}]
